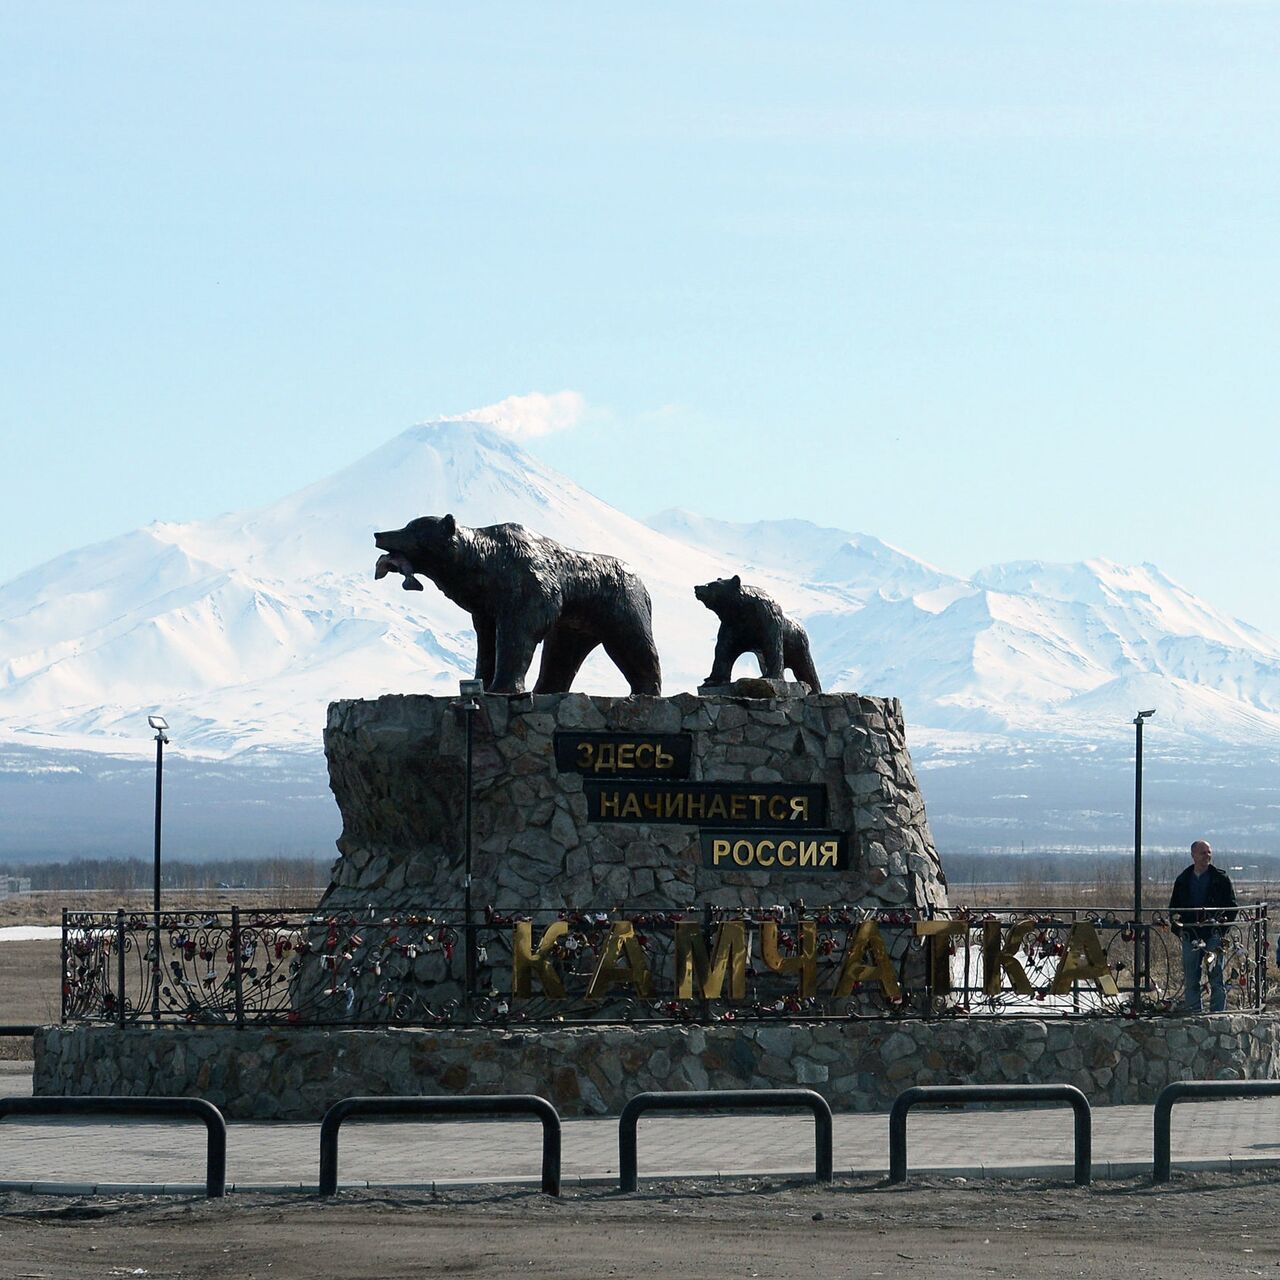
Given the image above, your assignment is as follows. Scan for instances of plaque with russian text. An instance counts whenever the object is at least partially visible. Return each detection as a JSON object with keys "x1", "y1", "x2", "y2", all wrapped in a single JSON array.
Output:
[
  {"x1": 553, "y1": 732, "x2": 692, "y2": 779},
  {"x1": 700, "y1": 829, "x2": 847, "y2": 871},
  {"x1": 583, "y1": 781, "x2": 826, "y2": 828}
]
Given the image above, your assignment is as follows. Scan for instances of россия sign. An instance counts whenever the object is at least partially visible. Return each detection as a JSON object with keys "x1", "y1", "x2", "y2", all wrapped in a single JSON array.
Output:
[{"x1": 699, "y1": 830, "x2": 846, "y2": 871}]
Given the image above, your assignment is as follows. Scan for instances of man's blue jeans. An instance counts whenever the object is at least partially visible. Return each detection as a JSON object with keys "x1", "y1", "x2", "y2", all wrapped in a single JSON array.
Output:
[{"x1": 1182, "y1": 931, "x2": 1227, "y2": 1013}]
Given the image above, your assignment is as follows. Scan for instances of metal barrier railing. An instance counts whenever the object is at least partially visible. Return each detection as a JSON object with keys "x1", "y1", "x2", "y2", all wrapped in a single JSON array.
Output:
[
  {"x1": 618, "y1": 1088, "x2": 833, "y2": 1193},
  {"x1": 318, "y1": 1094, "x2": 562, "y2": 1196},
  {"x1": 889, "y1": 1084, "x2": 1092, "y2": 1186},
  {"x1": 0, "y1": 1095, "x2": 227, "y2": 1197},
  {"x1": 11, "y1": 1078, "x2": 1280, "y2": 1194},
  {"x1": 1153, "y1": 1080, "x2": 1280, "y2": 1183}
]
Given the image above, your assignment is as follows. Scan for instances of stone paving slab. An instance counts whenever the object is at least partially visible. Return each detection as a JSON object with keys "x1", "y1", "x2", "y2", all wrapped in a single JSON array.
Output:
[{"x1": 3, "y1": 1068, "x2": 1279, "y2": 1193}]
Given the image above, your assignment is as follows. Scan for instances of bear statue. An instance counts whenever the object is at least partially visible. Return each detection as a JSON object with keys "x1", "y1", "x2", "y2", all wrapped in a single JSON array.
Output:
[
  {"x1": 375, "y1": 514, "x2": 662, "y2": 696},
  {"x1": 694, "y1": 575, "x2": 822, "y2": 692}
]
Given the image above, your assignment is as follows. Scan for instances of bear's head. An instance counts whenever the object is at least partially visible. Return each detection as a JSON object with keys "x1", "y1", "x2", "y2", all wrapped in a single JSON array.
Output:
[
  {"x1": 375, "y1": 513, "x2": 458, "y2": 572},
  {"x1": 693, "y1": 575, "x2": 742, "y2": 615}
]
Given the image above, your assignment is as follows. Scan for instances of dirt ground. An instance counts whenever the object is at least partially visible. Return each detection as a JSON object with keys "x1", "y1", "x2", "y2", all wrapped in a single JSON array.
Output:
[{"x1": 3, "y1": 1173, "x2": 1280, "y2": 1280}]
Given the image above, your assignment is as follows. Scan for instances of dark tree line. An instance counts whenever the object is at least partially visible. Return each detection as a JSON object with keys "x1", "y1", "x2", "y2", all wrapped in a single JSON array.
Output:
[
  {"x1": 0, "y1": 856, "x2": 328, "y2": 892},
  {"x1": 946, "y1": 849, "x2": 1280, "y2": 891}
]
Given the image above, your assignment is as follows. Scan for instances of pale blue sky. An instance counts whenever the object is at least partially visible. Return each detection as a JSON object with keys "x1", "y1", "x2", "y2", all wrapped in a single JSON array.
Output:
[{"x1": 3, "y1": 3, "x2": 1279, "y2": 633}]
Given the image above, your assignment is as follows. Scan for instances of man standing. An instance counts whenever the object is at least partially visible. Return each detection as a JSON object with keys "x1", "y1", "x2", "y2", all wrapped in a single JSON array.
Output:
[{"x1": 1169, "y1": 840, "x2": 1238, "y2": 1013}]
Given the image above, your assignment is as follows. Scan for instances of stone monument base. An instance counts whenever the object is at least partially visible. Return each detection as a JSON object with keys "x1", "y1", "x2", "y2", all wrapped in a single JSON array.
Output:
[{"x1": 35, "y1": 1015, "x2": 1280, "y2": 1121}]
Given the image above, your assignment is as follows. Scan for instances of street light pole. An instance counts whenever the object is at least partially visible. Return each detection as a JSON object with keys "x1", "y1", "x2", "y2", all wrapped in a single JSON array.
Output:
[
  {"x1": 1133, "y1": 708, "x2": 1155, "y2": 1002},
  {"x1": 455, "y1": 681, "x2": 483, "y2": 1017},
  {"x1": 147, "y1": 714, "x2": 170, "y2": 1021}
]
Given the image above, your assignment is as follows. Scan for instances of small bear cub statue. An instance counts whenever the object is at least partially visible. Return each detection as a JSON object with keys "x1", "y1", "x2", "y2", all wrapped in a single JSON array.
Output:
[{"x1": 693, "y1": 575, "x2": 822, "y2": 692}]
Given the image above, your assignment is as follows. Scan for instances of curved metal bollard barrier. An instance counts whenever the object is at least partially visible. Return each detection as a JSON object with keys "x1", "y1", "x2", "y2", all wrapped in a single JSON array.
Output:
[
  {"x1": 1154, "y1": 1079, "x2": 1280, "y2": 1183},
  {"x1": 617, "y1": 1088, "x2": 834, "y2": 1193},
  {"x1": 0, "y1": 1095, "x2": 227, "y2": 1197},
  {"x1": 318, "y1": 1094, "x2": 562, "y2": 1196},
  {"x1": 889, "y1": 1084, "x2": 1091, "y2": 1186}
]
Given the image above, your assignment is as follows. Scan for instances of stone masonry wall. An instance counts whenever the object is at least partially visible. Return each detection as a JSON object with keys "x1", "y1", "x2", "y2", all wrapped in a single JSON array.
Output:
[
  {"x1": 35, "y1": 1016, "x2": 1280, "y2": 1121},
  {"x1": 321, "y1": 691, "x2": 947, "y2": 915}
]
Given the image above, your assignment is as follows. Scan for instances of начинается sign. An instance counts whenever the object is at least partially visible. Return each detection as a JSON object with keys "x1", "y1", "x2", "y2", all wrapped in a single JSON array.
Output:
[{"x1": 583, "y1": 780, "x2": 826, "y2": 827}]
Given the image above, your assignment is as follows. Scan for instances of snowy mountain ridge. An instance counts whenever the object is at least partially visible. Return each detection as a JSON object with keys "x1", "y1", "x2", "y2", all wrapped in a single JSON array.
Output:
[{"x1": 2, "y1": 419, "x2": 1278, "y2": 758}]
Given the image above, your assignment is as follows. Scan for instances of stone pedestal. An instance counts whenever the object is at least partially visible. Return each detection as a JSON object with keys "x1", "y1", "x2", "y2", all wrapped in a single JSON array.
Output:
[
  {"x1": 321, "y1": 690, "x2": 946, "y2": 914},
  {"x1": 37, "y1": 1014, "x2": 1280, "y2": 1119}
]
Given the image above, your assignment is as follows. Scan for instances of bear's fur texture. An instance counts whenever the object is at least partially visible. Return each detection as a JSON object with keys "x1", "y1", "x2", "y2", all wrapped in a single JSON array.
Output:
[
  {"x1": 694, "y1": 575, "x2": 821, "y2": 692},
  {"x1": 375, "y1": 514, "x2": 662, "y2": 696}
]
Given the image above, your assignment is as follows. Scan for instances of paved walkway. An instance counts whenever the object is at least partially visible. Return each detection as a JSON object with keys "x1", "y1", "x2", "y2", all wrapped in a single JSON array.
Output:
[{"x1": 2, "y1": 1068, "x2": 1279, "y2": 1195}]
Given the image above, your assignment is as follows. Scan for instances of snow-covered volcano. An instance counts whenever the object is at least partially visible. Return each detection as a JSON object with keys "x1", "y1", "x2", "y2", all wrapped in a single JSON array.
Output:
[{"x1": 2, "y1": 419, "x2": 1279, "y2": 758}]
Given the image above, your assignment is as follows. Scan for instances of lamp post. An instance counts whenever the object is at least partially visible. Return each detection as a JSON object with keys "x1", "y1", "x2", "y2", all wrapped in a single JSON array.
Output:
[
  {"x1": 1133, "y1": 708, "x2": 1155, "y2": 1002},
  {"x1": 454, "y1": 680, "x2": 483, "y2": 1015},
  {"x1": 147, "y1": 714, "x2": 169, "y2": 1020}
]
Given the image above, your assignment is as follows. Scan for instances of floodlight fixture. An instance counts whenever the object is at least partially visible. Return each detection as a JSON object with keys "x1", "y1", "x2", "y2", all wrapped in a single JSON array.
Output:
[
  {"x1": 148, "y1": 714, "x2": 169, "y2": 732},
  {"x1": 1135, "y1": 709, "x2": 1156, "y2": 721}
]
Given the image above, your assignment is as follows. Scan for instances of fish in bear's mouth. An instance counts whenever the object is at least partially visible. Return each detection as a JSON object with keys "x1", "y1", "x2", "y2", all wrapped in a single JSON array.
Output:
[{"x1": 374, "y1": 551, "x2": 424, "y2": 591}]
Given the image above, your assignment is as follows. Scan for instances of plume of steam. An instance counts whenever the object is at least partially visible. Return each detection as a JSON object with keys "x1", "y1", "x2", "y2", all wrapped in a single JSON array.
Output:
[{"x1": 454, "y1": 390, "x2": 586, "y2": 440}]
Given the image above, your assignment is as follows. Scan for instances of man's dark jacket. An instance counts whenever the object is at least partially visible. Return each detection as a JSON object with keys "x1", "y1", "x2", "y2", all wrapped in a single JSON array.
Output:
[{"x1": 1169, "y1": 865, "x2": 1238, "y2": 939}]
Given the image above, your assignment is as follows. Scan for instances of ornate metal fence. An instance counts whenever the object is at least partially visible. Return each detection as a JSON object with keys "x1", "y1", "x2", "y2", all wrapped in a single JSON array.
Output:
[{"x1": 61, "y1": 902, "x2": 1267, "y2": 1028}]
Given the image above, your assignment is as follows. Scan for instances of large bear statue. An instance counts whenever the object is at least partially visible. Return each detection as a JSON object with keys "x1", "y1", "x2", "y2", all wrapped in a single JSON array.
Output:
[
  {"x1": 375, "y1": 514, "x2": 662, "y2": 696},
  {"x1": 694, "y1": 575, "x2": 822, "y2": 692}
]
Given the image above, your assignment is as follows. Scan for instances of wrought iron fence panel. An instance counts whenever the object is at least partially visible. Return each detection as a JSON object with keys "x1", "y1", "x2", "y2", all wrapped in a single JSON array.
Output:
[{"x1": 60, "y1": 902, "x2": 1268, "y2": 1028}]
